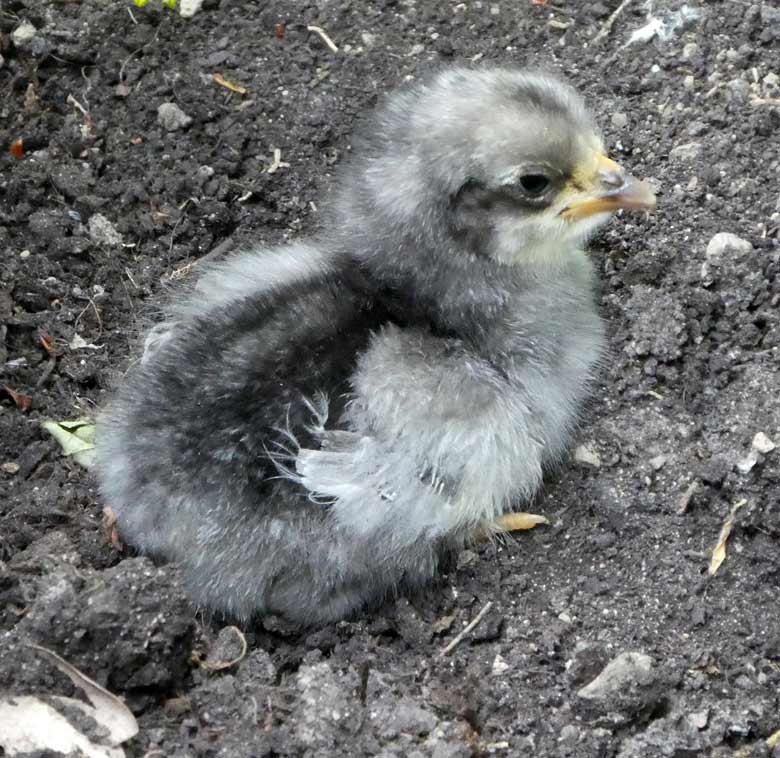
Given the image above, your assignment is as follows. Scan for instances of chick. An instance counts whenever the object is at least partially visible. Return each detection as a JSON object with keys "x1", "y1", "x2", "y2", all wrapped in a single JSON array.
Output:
[{"x1": 97, "y1": 68, "x2": 655, "y2": 625}]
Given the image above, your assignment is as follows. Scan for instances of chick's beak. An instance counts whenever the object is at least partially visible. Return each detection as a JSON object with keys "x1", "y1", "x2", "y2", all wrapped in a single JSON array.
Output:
[{"x1": 559, "y1": 154, "x2": 656, "y2": 221}]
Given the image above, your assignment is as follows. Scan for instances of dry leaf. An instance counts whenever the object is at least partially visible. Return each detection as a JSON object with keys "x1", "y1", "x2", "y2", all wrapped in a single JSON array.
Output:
[
  {"x1": 39, "y1": 333, "x2": 57, "y2": 355},
  {"x1": 212, "y1": 73, "x2": 248, "y2": 95},
  {"x1": 29, "y1": 646, "x2": 138, "y2": 743},
  {"x1": 196, "y1": 626, "x2": 248, "y2": 671},
  {"x1": 0, "y1": 645, "x2": 138, "y2": 758},
  {"x1": 10, "y1": 138, "x2": 25, "y2": 159},
  {"x1": 708, "y1": 499, "x2": 747, "y2": 576},
  {"x1": 1, "y1": 385, "x2": 33, "y2": 412},
  {"x1": 274, "y1": 22, "x2": 285, "y2": 39},
  {"x1": 42, "y1": 419, "x2": 97, "y2": 469},
  {"x1": 102, "y1": 506, "x2": 124, "y2": 549},
  {"x1": 70, "y1": 333, "x2": 102, "y2": 350}
]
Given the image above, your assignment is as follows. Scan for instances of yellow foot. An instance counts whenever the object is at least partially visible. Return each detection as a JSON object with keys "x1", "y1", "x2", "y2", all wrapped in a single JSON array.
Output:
[{"x1": 494, "y1": 512, "x2": 549, "y2": 532}]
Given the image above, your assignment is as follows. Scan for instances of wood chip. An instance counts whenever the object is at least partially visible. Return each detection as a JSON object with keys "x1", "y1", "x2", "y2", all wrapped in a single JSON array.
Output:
[
  {"x1": 212, "y1": 73, "x2": 247, "y2": 95},
  {"x1": 676, "y1": 481, "x2": 699, "y2": 514},
  {"x1": 1, "y1": 385, "x2": 33, "y2": 412},
  {"x1": 708, "y1": 499, "x2": 747, "y2": 576}
]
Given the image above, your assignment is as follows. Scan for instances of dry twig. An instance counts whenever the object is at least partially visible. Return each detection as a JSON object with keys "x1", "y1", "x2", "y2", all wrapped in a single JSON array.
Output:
[
  {"x1": 591, "y1": 0, "x2": 632, "y2": 46},
  {"x1": 439, "y1": 601, "x2": 493, "y2": 657},
  {"x1": 307, "y1": 25, "x2": 339, "y2": 53}
]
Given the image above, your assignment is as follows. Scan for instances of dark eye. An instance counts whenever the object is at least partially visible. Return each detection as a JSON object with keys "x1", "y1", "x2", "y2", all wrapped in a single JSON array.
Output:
[{"x1": 518, "y1": 174, "x2": 550, "y2": 196}]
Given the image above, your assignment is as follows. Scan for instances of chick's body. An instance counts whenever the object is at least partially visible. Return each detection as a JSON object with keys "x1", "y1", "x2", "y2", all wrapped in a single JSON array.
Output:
[{"x1": 98, "y1": 68, "x2": 654, "y2": 624}]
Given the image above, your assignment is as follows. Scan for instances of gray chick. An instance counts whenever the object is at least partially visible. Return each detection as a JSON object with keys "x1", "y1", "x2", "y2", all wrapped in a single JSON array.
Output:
[{"x1": 97, "y1": 67, "x2": 655, "y2": 625}]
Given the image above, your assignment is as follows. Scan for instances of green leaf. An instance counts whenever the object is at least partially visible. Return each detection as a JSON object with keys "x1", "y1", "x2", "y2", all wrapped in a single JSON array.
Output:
[
  {"x1": 162, "y1": 0, "x2": 177, "y2": 7},
  {"x1": 42, "y1": 419, "x2": 97, "y2": 470},
  {"x1": 134, "y1": 0, "x2": 150, "y2": 7}
]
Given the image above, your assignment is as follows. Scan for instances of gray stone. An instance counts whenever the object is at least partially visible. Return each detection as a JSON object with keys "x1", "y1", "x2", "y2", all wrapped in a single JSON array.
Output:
[
  {"x1": 157, "y1": 102, "x2": 193, "y2": 131},
  {"x1": 88, "y1": 214, "x2": 123, "y2": 248},
  {"x1": 763, "y1": 72, "x2": 780, "y2": 98},
  {"x1": 611, "y1": 112, "x2": 628, "y2": 129},
  {"x1": 701, "y1": 233, "x2": 752, "y2": 285},
  {"x1": 681, "y1": 42, "x2": 699, "y2": 60},
  {"x1": 574, "y1": 443, "x2": 601, "y2": 467},
  {"x1": 649, "y1": 455, "x2": 667, "y2": 471},
  {"x1": 736, "y1": 450, "x2": 758, "y2": 474},
  {"x1": 669, "y1": 142, "x2": 702, "y2": 162},
  {"x1": 578, "y1": 651, "x2": 655, "y2": 701},
  {"x1": 376, "y1": 700, "x2": 438, "y2": 738}
]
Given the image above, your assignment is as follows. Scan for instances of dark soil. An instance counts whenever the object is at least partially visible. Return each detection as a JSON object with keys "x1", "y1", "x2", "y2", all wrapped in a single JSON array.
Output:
[{"x1": 2, "y1": 0, "x2": 779, "y2": 756}]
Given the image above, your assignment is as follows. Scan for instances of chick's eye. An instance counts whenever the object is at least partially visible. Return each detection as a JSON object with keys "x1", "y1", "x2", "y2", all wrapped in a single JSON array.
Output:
[{"x1": 518, "y1": 174, "x2": 551, "y2": 196}]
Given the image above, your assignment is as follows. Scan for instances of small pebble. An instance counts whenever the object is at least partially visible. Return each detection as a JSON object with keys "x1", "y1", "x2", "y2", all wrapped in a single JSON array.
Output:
[
  {"x1": 611, "y1": 112, "x2": 628, "y2": 129},
  {"x1": 574, "y1": 444, "x2": 601, "y2": 468},
  {"x1": 649, "y1": 455, "x2": 667, "y2": 471},
  {"x1": 179, "y1": 0, "x2": 204, "y2": 17},
  {"x1": 88, "y1": 214, "x2": 123, "y2": 248},
  {"x1": 19, "y1": 250, "x2": 31, "y2": 259},
  {"x1": 705, "y1": 232, "x2": 752, "y2": 258},
  {"x1": 752, "y1": 432, "x2": 776, "y2": 454},
  {"x1": 491, "y1": 654, "x2": 510, "y2": 675},
  {"x1": 669, "y1": 142, "x2": 702, "y2": 163},
  {"x1": 11, "y1": 20, "x2": 37, "y2": 48},
  {"x1": 2, "y1": 462, "x2": 19, "y2": 475},
  {"x1": 682, "y1": 42, "x2": 699, "y2": 60},
  {"x1": 763, "y1": 72, "x2": 779, "y2": 98},
  {"x1": 578, "y1": 651, "x2": 655, "y2": 701},
  {"x1": 736, "y1": 450, "x2": 759, "y2": 475},
  {"x1": 688, "y1": 709, "x2": 709, "y2": 730},
  {"x1": 558, "y1": 724, "x2": 579, "y2": 743},
  {"x1": 157, "y1": 102, "x2": 193, "y2": 131}
]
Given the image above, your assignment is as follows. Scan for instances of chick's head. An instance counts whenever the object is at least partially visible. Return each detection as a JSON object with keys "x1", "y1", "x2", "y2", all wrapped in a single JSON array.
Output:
[{"x1": 343, "y1": 67, "x2": 655, "y2": 272}]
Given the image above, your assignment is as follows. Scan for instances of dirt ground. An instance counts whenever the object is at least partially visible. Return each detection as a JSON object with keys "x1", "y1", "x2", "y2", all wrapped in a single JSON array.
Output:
[{"x1": 1, "y1": 0, "x2": 779, "y2": 755}]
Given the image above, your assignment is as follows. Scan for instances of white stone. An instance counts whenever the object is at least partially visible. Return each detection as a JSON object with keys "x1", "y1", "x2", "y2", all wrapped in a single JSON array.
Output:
[
  {"x1": 11, "y1": 20, "x2": 37, "y2": 48},
  {"x1": 179, "y1": 0, "x2": 204, "y2": 18},
  {"x1": 752, "y1": 432, "x2": 776, "y2": 454},
  {"x1": 157, "y1": 102, "x2": 193, "y2": 131},
  {"x1": 706, "y1": 232, "x2": 752, "y2": 258},
  {"x1": 491, "y1": 654, "x2": 510, "y2": 675},
  {"x1": 736, "y1": 450, "x2": 758, "y2": 474}
]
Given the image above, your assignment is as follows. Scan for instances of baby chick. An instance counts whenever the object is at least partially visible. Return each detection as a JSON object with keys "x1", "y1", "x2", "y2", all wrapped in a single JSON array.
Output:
[{"x1": 97, "y1": 68, "x2": 655, "y2": 624}]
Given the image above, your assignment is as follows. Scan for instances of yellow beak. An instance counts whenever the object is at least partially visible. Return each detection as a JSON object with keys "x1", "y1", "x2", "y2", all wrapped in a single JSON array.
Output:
[{"x1": 559, "y1": 154, "x2": 657, "y2": 221}]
